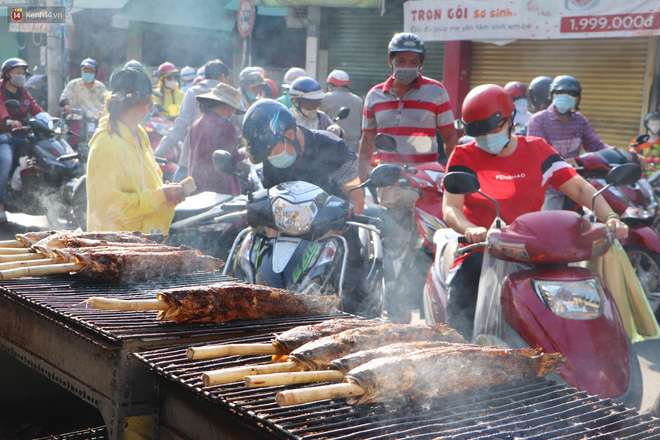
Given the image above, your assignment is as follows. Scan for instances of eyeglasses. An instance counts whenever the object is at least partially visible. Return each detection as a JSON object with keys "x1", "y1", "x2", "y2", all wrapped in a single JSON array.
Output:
[{"x1": 554, "y1": 90, "x2": 579, "y2": 97}]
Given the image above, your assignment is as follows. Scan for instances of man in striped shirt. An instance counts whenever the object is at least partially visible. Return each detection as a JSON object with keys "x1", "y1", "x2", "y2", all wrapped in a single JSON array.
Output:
[{"x1": 357, "y1": 32, "x2": 457, "y2": 322}]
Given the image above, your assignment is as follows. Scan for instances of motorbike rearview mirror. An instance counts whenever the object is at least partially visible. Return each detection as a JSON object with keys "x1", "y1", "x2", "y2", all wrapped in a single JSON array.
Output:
[
  {"x1": 154, "y1": 103, "x2": 166, "y2": 113},
  {"x1": 444, "y1": 171, "x2": 502, "y2": 228},
  {"x1": 605, "y1": 163, "x2": 641, "y2": 187},
  {"x1": 213, "y1": 150, "x2": 236, "y2": 175},
  {"x1": 59, "y1": 98, "x2": 69, "y2": 107},
  {"x1": 335, "y1": 107, "x2": 350, "y2": 121},
  {"x1": 373, "y1": 133, "x2": 397, "y2": 152},
  {"x1": 442, "y1": 171, "x2": 479, "y2": 195},
  {"x1": 365, "y1": 164, "x2": 401, "y2": 188},
  {"x1": 3, "y1": 99, "x2": 20, "y2": 111}
]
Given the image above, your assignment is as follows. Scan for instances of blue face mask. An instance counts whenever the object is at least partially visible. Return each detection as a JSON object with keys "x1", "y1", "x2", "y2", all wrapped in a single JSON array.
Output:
[
  {"x1": 475, "y1": 129, "x2": 510, "y2": 155},
  {"x1": 81, "y1": 72, "x2": 95, "y2": 84},
  {"x1": 268, "y1": 139, "x2": 297, "y2": 168},
  {"x1": 553, "y1": 94, "x2": 576, "y2": 114},
  {"x1": 141, "y1": 103, "x2": 154, "y2": 124},
  {"x1": 245, "y1": 90, "x2": 258, "y2": 102}
]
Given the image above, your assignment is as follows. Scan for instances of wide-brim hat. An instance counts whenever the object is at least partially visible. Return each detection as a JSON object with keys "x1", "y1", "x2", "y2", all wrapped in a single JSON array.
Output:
[
  {"x1": 196, "y1": 83, "x2": 245, "y2": 114},
  {"x1": 110, "y1": 67, "x2": 161, "y2": 98}
]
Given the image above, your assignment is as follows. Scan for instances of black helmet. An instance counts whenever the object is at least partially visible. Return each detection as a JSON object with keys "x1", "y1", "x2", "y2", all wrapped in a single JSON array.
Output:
[
  {"x1": 550, "y1": 75, "x2": 581, "y2": 95},
  {"x1": 1, "y1": 58, "x2": 29, "y2": 79},
  {"x1": 388, "y1": 33, "x2": 425, "y2": 61},
  {"x1": 527, "y1": 76, "x2": 552, "y2": 112},
  {"x1": 243, "y1": 99, "x2": 297, "y2": 164},
  {"x1": 80, "y1": 58, "x2": 98, "y2": 72}
]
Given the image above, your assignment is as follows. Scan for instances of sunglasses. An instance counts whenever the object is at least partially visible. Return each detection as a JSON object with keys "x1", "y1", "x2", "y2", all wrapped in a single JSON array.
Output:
[{"x1": 554, "y1": 90, "x2": 579, "y2": 97}]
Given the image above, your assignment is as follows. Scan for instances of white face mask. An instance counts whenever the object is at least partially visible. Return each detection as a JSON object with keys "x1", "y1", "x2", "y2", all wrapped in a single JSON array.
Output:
[
  {"x1": 165, "y1": 79, "x2": 178, "y2": 90},
  {"x1": 514, "y1": 99, "x2": 529, "y2": 114}
]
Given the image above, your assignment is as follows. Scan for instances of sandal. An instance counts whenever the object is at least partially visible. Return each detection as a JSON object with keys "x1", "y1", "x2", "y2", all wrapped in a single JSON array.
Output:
[{"x1": 0, "y1": 211, "x2": 7, "y2": 223}]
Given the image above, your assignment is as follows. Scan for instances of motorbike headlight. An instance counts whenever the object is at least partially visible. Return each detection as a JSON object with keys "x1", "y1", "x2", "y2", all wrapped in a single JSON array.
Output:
[
  {"x1": 272, "y1": 198, "x2": 318, "y2": 235},
  {"x1": 532, "y1": 278, "x2": 602, "y2": 320}
]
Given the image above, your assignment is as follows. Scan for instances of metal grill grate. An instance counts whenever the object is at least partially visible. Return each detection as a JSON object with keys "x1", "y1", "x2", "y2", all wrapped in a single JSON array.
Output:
[
  {"x1": 0, "y1": 273, "x2": 351, "y2": 344},
  {"x1": 136, "y1": 336, "x2": 660, "y2": 440}
]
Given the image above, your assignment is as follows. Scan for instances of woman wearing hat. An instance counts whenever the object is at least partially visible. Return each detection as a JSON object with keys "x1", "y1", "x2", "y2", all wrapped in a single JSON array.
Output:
[
  {"x1": 188, "y1": 83, "x2": 246, "y2": 195},
  {"x1": 86, "y1": 67, "x2": 185, "y2": 234}
]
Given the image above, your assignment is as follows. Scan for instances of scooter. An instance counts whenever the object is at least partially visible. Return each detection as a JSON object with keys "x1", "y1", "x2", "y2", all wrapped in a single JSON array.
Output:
[
  {"x1": 214, "y1": 150, "x2": 400, "y2": 317},
  {"x1": 575, "y1": 148, "x2": 660, "y2": 319},
  {"x1": 423, "y1": 164, "x2": 644, "y2": 409},
  {"x1": 58, "y1": 97, "x2": 98, "y2": 159},
  {"x1": 3, "y1": 100, "x2": 82, "y2": 227},
  {"x1": 371, "y1": 133, "x2": 447, "y2": 322}
]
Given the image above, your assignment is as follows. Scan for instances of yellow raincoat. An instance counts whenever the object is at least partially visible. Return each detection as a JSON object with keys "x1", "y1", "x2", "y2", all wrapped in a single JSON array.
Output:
[
  {"x1": 155, "y1": 83, "x2": 184, "y2": 118},
  {"x1": 86, "y1": 115, "x2": 174, "y2": 233}
]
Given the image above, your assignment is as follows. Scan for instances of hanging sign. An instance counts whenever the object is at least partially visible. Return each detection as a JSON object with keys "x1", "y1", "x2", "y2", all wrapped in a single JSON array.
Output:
[{"x1": 237, "y1": 0, "x2": 256, "y2": 38}]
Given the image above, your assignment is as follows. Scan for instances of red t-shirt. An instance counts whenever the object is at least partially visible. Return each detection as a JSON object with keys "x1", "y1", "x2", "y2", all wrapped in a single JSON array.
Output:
[{"x1": 446, "y1": 135, "x2": 577, "y2": 229}]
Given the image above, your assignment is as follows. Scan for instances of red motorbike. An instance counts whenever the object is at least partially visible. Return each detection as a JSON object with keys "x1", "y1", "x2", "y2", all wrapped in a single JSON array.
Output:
[
  {"x1": 423, "y1": 165, "x2": 643, "y2": 409},
  {"x1": 368, "y1": 134, "x2": 447, "y2": 322},
  {"x1": 576, "y1": 148, "x2": 660, "y2": 319}
]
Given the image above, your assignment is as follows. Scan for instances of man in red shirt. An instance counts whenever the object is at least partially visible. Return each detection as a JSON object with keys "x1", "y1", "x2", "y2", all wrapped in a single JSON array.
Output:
[{"x1": 443, "y1": 84, "x2": 627, "y2": 336}]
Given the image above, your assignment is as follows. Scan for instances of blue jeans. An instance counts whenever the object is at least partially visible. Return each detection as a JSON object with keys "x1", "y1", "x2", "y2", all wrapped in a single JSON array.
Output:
[{"x1": 0, "y1": 134, "x2": 27, "y2": 206}]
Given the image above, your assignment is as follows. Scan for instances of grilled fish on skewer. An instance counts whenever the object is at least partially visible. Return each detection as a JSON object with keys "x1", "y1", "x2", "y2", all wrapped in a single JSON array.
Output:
[{"x1": 276, "y1": 346, "x2": 565, "y2": 407}]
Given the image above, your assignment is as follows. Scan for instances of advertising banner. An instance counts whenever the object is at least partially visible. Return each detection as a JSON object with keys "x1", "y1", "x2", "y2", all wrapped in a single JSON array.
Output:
[{"x1": 404, "y1": 0, "x2": 660, "y2": 41}]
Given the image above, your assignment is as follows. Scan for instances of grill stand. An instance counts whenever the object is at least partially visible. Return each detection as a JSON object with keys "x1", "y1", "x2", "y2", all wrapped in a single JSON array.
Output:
[{"x1": 0, "y1": 293, "x2": 154, "y2": 439}]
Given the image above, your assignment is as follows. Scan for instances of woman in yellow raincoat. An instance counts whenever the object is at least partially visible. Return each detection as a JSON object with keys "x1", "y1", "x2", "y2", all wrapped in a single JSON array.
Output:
[{"x1": 86, "y1": 67, "x2": 185, "y2": 234}]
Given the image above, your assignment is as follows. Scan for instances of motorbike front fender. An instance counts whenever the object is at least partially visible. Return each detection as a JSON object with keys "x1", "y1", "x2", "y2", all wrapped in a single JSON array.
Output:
[
  {"x1": 501, "y1": 266, "x2": 632, "y2": 400},
  {"x1": 620, "y1": 225, "x2": 660, "y2": 253}
]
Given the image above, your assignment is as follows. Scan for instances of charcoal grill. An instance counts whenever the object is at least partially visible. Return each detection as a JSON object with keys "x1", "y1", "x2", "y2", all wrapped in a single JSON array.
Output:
[
  {"x1": 0, "y1": 273, "x2": 351, "y2": 439},
  {"x1": 135, "y1": 334, "x2": 660, "y2": 440}
]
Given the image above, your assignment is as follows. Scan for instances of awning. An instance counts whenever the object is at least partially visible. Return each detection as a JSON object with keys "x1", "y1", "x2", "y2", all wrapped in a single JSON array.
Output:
[
  {"x1": 225, "y1": 0, "x2": 287, "y2": 16},
  {"x1": 255, "y1": 0, "x2": 379, "y2": 7},
  {"x1": 111, "y1": 0, "x2": 235, "y2": 36},
  {"x1": 73, "y1": 0, "x2": 129, "y2": 8}
]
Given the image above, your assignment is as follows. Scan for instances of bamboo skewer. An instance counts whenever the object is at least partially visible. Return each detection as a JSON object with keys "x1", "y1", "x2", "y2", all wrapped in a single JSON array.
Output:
[
  {"x1": 0, "y1": 248, "x2": 31, "y2": 255},
  {"x1": 276, "y1": 383, "x2": 365, "y2": 407},
  {"x1": 245, "y1": 370, "x2": 344, "y2": 388},
  {"x1": 0, "y1": 263, "x2": 84, "y2": 280},
  {"x1": 85, "y1": 297, "x2": 171, "y2": 311},
  {"x1": 0, "y1": 239, "x2": 26, "y2": 248},
  {"x1": 0, "y1": 253, "x2": 47, "y2": 263},
  {"x1": 201, "y1": 361, "x2": 299, "y2": 387},
  {"x1": 187, "y1": 343, "x2": 283, "y2": 360},
  {"x1": 0, "y1": 258, "x2": 60, "y2": 271}
]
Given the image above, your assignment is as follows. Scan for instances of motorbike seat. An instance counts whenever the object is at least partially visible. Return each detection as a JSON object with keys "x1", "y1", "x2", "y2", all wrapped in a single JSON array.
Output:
[{"x1": 171, "y1": 191, "x2": 234, "y2": 222}]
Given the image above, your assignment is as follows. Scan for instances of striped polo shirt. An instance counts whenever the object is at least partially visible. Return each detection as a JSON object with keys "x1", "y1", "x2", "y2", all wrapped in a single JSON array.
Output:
[{"x1": 362, "y1": 74, "x2": 455, "y2": 162}]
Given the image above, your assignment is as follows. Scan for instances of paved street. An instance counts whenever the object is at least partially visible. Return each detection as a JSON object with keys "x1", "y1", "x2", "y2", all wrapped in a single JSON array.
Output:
[{"x1": 0, "y1": 212, "x2": 658, "y2": 416}]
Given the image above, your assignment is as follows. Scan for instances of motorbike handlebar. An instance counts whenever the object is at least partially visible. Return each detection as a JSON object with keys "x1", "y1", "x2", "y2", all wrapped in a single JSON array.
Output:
[
  {"x1": 220, "y1": 201, "x2": 248, "y2": 213},
  {"x1": 57, "y1": 153, "x2": 80, "y2": 162},
  {"x1": 154, "y1": 156, "x2": 168, "y2": 165},
  {"x1": 458, "y1": 236, "x2": 468, "y2": 244},
  {"x1": 351, "y1": 214, "x2": 384, "y2": 227}
]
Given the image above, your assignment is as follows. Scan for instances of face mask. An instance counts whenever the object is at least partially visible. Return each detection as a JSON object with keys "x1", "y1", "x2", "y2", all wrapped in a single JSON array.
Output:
[
  {"x1": 245, "y1": 90, "x2": 258, "y2": 102},
  {"x1": 392, "y1": 66, "x2": 419, "y2": 85},
  {"x1": 553, "y1": 94, "x2": 576, "y2": 114},
  {"x1": 10, "y1": 74, "x2": 26, "y2": 88},
  {"x1": 82, "y1": 73, "x2": 95, "y2": 84},
  {"x1": 647, "y1": 121, "x2": 660, "y2": 136},
  {"x1": 268, "y1": 138, "x2": 298, "y2": 168},
  {"x1": 141, "y1": 103, "x2": 154, "y2": 124},
  {"x1": 514, "y1": 99, "x2": 528, "y2": 114},
  {"x1": 475, "y1": 129, "x2": 510, "y2": 155},
  {"x1": 165, "y1": 79, "x2": 178, "y2": 90}
]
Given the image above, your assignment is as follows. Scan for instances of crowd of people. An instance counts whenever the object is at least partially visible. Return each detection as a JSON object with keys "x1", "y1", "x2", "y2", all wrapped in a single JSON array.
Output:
[{"x1": 0, "y1": 32, "x2": 654, "y2": 316}]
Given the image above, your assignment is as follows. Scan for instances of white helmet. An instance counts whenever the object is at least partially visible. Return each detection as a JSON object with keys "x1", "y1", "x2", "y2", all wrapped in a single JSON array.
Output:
[
  {"x1": 327, "y1": 70, "x2": 350, "y2": 87},
  {"x1": 283, "y1": 67, "x2": 307, "y2": 85},
  {"x1": 181, "y1": 66, "x2": 196, "y2": 81}
]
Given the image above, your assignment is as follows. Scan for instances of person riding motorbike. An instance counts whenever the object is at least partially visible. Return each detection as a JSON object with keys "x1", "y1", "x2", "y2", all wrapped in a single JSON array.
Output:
[
  {"x1": 277, "y1": 66, "x2": 308, "y2": 108},
  {"x1": 504, "y1": 81, "x2": 532, "y2": 129},
  {"x1": 527, "y1": 75, "x2": 609, "y2": 211},
  {"x1": 242, "y1": 99, "x2": 371, "y2": 314},
  {"x1": 86, "y1": 67, "x2": 185, "y2": 234},
  {"x1": 238, "y1": 67, "x2": 266, "y2": 111},
  {"x1": 629, "y1": 112, "x2": 660, "y2": 174},
  {"x1": 59, "y1": 58, "x2": 108, "y2": 148},
  {"x1": 288, "y1": 76, "x2": 333, "y2": 131},
  {"x1": 321, "y1": 70, "x2": 363, "y2": 152},
  {"x1": 154, "y1": 62, "x2": 185, "y2": 119},
  {"x1": 527, "y1": 75, "x2": 553, "y2": 113},
  {"x1": 444, "y1": 84, "x2": 628, "y2": 337},
  {"x1": 180, "y1": 66, "x2": 196, "y2": 92},
  {"x1": 0, "y1": 58, "x2": 47, "y2": 223}
]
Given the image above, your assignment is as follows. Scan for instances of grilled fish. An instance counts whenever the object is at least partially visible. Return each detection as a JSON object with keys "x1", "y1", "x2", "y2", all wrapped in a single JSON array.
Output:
[
  {"x1": 344, "y1": 346, "x2": 565, "y2": 405},
  {"x1": 288, "y1": 324, "x2": 466, "y2": 371},
  {"x1": 157, "y1": 281, "x2": 340, "y2": 323}
]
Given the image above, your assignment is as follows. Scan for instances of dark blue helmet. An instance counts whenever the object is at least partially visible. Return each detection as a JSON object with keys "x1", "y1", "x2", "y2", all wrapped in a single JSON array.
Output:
[
  {"x1": 80, "y1": 58, "x2": 98, "y2": 71},
  {"x1": 243, "y1": 99, "x2": 297, "y2": 164},
  {"x1": 289, "y1": 76, "x2": 325, "y2": 100},
  {"x1": 388, "y1": 33, "x2": 426, "y2": 61},
  {"x1": 527, "y1": 76, "x2": 552, "y2": 112}
]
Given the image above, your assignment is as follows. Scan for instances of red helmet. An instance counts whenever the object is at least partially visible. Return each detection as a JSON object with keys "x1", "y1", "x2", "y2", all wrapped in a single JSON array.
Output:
[
  {"x1": 504, "y1": 81, "x2": 527, "y2": 100},
  {"x1": 461, "y1": 84, "x2": 515, "y2": 137},
  {"x1": 157, "y1": 62, "x2": 178, "y2": 78}
]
